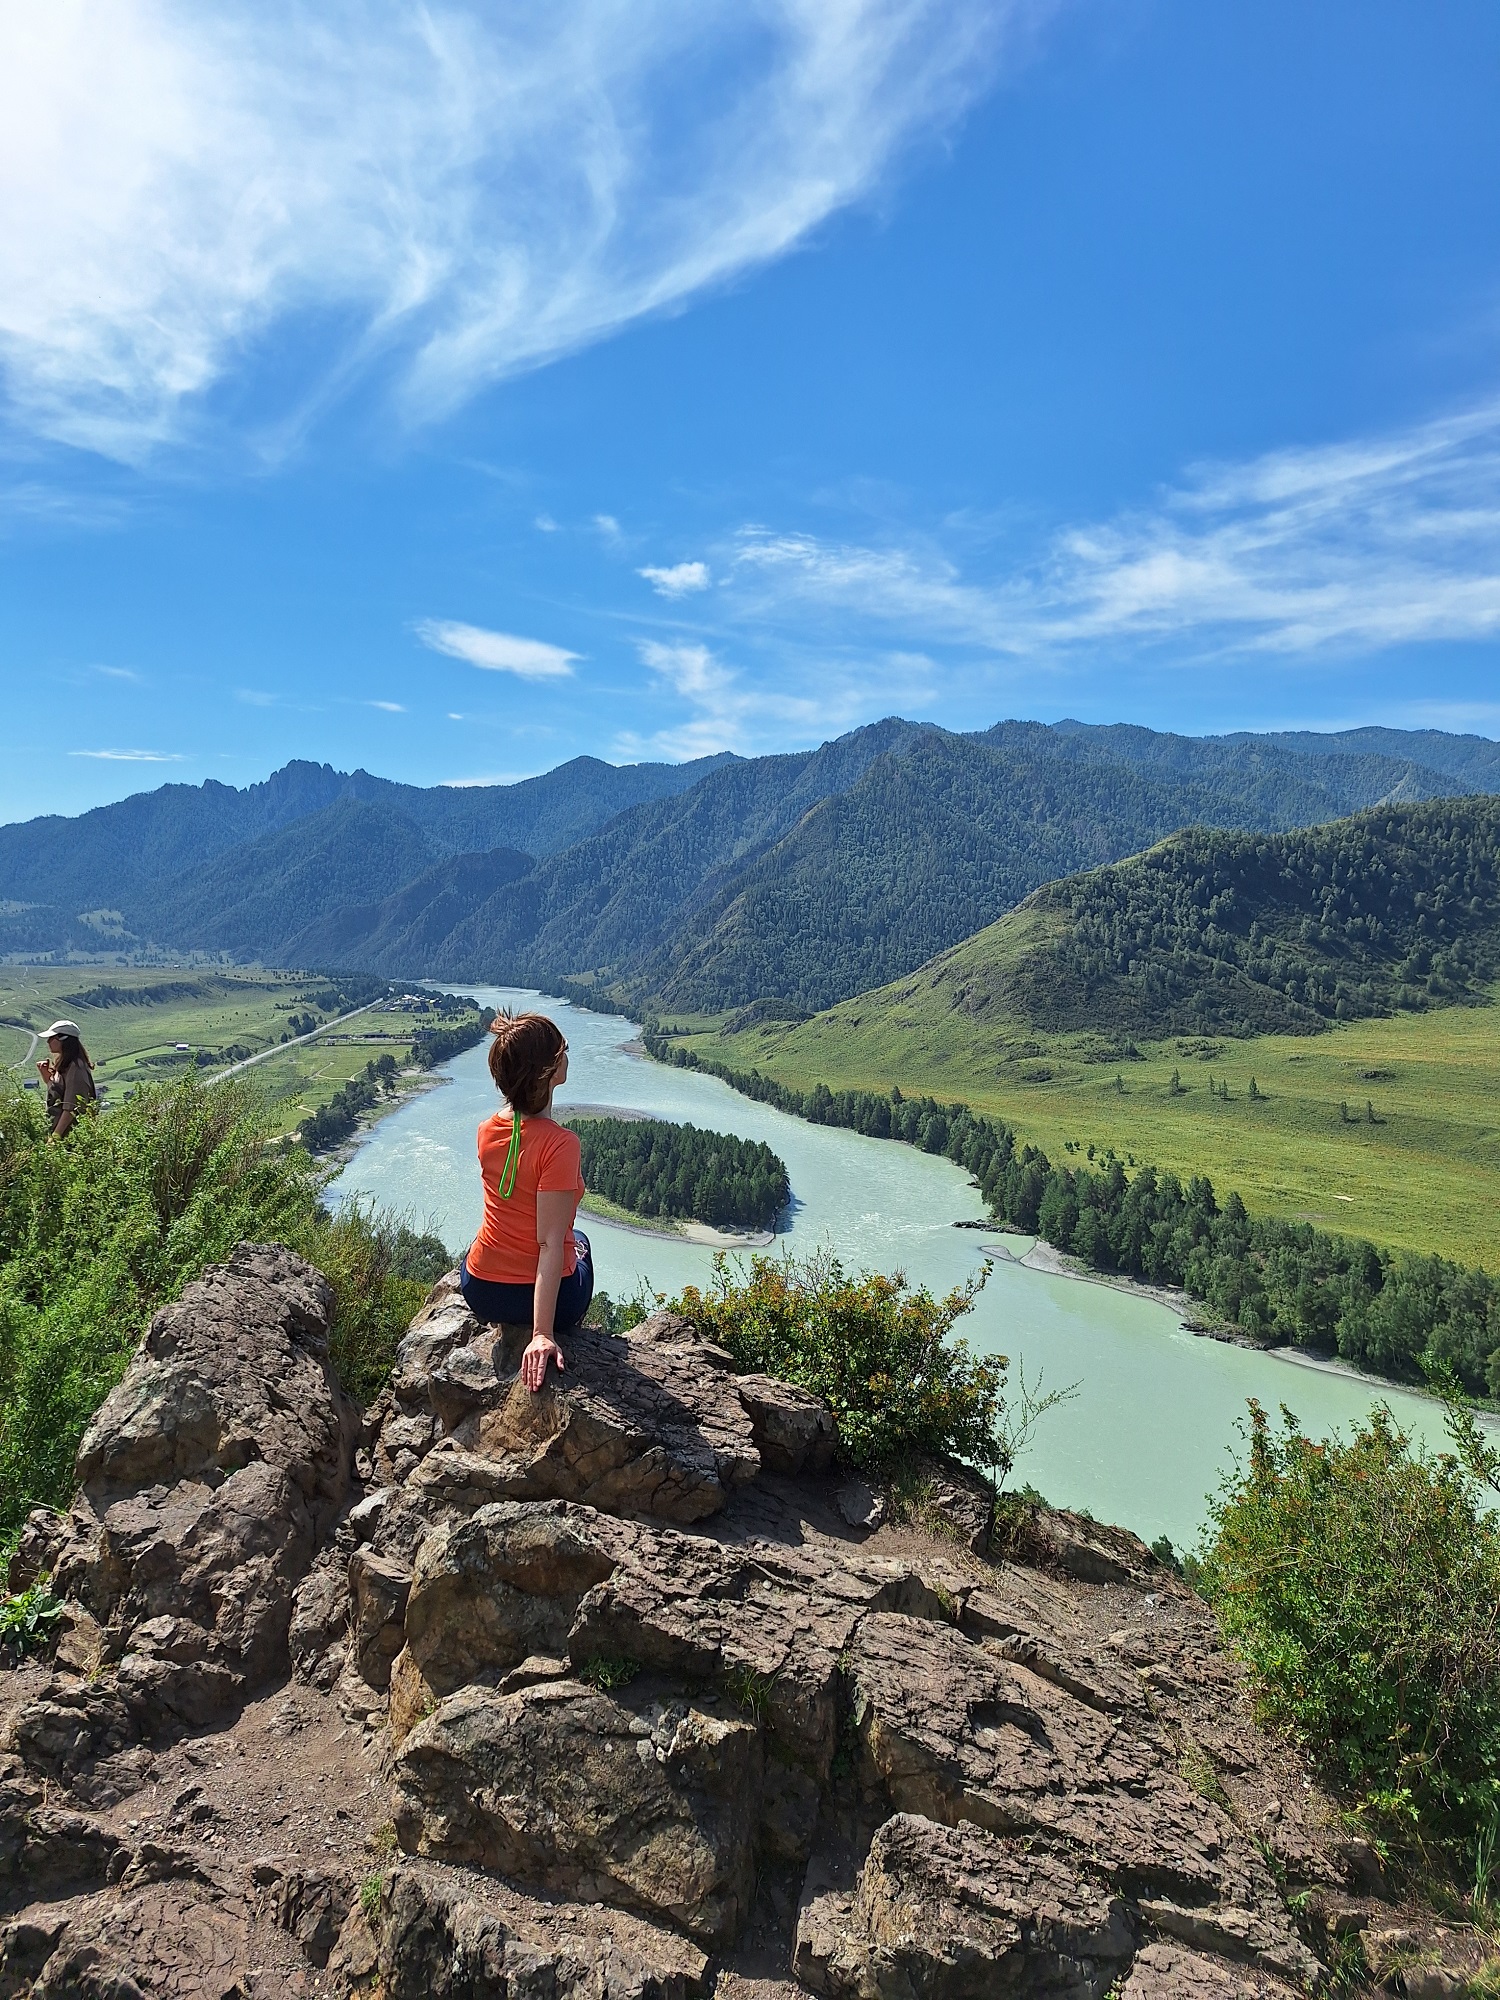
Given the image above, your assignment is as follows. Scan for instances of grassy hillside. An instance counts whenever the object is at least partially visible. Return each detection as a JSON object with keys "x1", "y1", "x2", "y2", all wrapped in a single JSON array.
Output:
[{"x1": 678, "y1": 800, "x2": 1500, "y2": 1269}]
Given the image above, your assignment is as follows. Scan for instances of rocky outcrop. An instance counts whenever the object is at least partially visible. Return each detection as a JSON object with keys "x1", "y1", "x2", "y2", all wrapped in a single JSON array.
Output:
[
  {"x1": 8, "y1": 1245, "x2": 360, "y2": 1776},
  {"x1": 2, "y1": 1251, "x2": 1384, "y2": 1997}
]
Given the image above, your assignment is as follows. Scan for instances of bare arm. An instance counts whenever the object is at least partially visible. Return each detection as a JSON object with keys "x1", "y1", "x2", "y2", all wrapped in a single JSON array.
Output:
[
  {"x1": 50, "y1": 1064, "x2": 83, "y2": 1142},
  {"x1": 521, "y1": 1188, "x2": 579, "y2": 1392}
]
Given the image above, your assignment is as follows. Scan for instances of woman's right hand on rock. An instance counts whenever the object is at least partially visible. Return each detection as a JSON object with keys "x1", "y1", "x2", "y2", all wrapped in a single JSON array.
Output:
[{"x1": 521, "y1": 1332, "x2": 564, "y2": 1393}]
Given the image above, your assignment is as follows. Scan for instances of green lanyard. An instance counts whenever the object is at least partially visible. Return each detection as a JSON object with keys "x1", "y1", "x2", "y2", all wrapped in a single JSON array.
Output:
[{"x1": 498, "y1": 1115, "x2": 522, "y2": 1199}]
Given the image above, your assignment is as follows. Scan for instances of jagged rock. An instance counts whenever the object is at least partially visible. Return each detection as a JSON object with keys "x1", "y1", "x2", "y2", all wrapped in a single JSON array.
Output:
[
  {"x1": 8, "y1": 1245, "x2": 360, "y2": 1755},
  {"x1": 248, "y1": 1856, "x2": 355, "y2": 1968},
  {"x1": 375, "y1": 1857, "x2": 709, "y2": 1999},
  {"x1": 561, "y1": 1513, "x2": 961, "y2": 1779},
  {"x1": 1001, "y1": 1500, "x2": 1160, "y2": 1589},
  {"x1": 911, "y1": 1456, "x2": 997, "y2": 1556},
  {"x1": 1, "y1": 1256, "x2": 1376, "y2": 1999},
  {"x1": 796, "y1": 1812, "x2": 1135, "y2": 1998},
  {"x1": 348, "y1": 1549, "x2": 412, "y2": 1692},
  {"x1": 391, "y1": 1677, "x2": 762, "y2": 1944},
  {"x1": 735, "y1": 1374, "x2": 837, "y2": 1475},
  {"x1": 1122, "y1": 1941, "x2": 1303, "y2": 2000},
  {"x1": 433, "y1": 1325, "x2": 764, "y2": 1522},
  {"x1": 837, "y1": 1478, "x2": 886, "y2": 1530},
  {"x1": 394, "y1": 1500, "x2": 616, "y2": 1727},
  {"x1": 845, "y1": 1612, "x2": 1317, "y2": 1984},
  {"x1": 288, "y1": 1545, "x2": 352, "y2": 1687}
]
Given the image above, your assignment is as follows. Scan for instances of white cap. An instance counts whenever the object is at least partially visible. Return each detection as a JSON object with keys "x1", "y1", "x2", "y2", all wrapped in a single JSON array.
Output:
[{"x1": 43, "y1": 1020, "x2": 81, "y2": 1039}]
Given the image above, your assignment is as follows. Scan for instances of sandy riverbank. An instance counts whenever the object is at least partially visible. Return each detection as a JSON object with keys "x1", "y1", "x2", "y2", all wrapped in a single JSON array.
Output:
[
  {"x1": 579, "y1": 1193, "x2": 774, "y2": 1249},
  {"x1": 980, "y1": 1231, "x2": 1253, "y2": 1346}
]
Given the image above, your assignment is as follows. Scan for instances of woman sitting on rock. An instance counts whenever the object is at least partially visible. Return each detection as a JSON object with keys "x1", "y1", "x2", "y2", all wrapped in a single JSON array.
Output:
[{"x1": 459, "y1": 1009, "x2": 593, "y2": 1393}]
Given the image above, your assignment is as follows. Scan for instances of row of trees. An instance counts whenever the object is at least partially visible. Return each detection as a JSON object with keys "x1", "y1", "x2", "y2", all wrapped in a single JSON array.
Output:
[
  {"x1": 569, "y1": 1116, "x2": 789, "y2": 1231},
  {"x1": 297, "y1": 1054, "x2": 399, "y2": 1154},
  {"x1": 643, "y1": 1033, "x2": 1500, "y2": 1397}
]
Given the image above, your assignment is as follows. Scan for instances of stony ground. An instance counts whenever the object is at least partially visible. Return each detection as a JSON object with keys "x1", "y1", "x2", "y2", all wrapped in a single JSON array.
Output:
[{"x1": 0, "y1": 1246, "x2": 1481, "y2": 1998}]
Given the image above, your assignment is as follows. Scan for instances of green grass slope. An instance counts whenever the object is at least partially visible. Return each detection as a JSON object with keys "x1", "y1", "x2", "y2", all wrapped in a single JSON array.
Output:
[{"x1": 684, "y1": 798, "x2": 1500, "y2": 1268}]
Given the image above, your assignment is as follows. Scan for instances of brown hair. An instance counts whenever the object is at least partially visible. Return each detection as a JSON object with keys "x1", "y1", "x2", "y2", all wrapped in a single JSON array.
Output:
[
  {"x1": 55, "y1": 1034, "x2": 91, "y2": 1070},
  {"x1": 487, "y1": 1010, "x2": 566, "y2": 1117}
]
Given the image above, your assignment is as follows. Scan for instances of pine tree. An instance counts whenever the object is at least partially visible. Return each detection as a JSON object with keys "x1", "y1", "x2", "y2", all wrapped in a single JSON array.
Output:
[
  {"x1": 1169, "y1": 1068, "x2": 1184, "y2": 1095},
  {"x1": 1248, "y1": 1076, "x2": 1261, "y2": 1100}
]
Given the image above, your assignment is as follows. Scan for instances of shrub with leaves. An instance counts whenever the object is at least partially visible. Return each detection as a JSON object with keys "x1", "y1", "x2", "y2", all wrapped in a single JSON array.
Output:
[
  {"x1": 671, "y1": 1250, "x2": 1012, "y2": 1478},
  {"x1": 0, "y1": 1073, "x2": 445, "y2": 1535},
  {"x1": 0, "y1": 1574, "x2": 63, "y2": 1658},
  {"x1": 1198, "y1": 1391, "x2": 1500, "y2": 1886}
]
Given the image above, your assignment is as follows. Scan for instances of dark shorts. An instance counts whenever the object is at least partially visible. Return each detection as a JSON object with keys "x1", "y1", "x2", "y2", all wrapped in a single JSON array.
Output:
[{"x1": 458, "y1": 1230, "x2": 594, "y2": 1331}]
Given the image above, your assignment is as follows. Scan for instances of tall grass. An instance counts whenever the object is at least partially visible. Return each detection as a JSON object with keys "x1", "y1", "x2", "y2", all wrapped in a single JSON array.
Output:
[{"x1": 0, "y1": 1074, "x2": 444, "y2": 1537}]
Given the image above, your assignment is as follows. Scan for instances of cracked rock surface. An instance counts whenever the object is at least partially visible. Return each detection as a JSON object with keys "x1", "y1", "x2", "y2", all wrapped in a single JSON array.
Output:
[{"x1": 1, "y1": 1254, "x2": 1374, "y2": 1996}]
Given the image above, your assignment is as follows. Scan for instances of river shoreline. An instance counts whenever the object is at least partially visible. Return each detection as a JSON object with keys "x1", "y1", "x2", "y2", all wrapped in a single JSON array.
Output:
[
  {"x1": 981, "y1": 1226, "x2": 1500, "y2": 1422},
  {"x1": 579, "y1": 1193, "x2": 775, "y2": 1249}
]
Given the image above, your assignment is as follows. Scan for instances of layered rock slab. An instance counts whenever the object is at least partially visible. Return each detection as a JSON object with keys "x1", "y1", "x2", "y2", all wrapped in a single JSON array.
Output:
[
  {"x1": 373, "y1": 1857, "x2": 708, "y2": 2000},
  {"x1": 796, "y1": 1812, "x2": 1135, "y2": 2000},
  {"x1": 844, "y1": 1613, "x2": 1318, "y2": 1986},
  {"x1": 391, "y1": 1677, "x2": 762, "y2": 1945}
]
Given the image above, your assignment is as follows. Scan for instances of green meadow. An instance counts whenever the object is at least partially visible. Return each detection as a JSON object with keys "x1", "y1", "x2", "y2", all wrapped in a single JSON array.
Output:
[{"x1": 682, "y1": 981, "x2": 1500, "y2": 1271}]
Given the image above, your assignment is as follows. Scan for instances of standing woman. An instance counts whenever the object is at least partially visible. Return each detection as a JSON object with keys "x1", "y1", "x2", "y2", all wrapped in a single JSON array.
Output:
[
  {"x1": 459, "y1": 1010, "x2": 594, "y2": 1393},
  {"x1": 36, "y1": 1020, "x2": 96, "y2": 1140}
]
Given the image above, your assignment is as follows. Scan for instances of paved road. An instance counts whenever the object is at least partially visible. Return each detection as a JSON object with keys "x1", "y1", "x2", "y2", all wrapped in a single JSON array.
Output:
[{"x1": 209, "y1": 1001, "x2": 388, "y2": 1080}]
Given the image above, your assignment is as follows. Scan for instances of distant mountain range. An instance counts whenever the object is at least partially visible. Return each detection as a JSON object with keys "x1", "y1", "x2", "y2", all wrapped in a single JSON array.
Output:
[{"x1": 4, "y1": 720, "x2": 1499, "y2": 1013}]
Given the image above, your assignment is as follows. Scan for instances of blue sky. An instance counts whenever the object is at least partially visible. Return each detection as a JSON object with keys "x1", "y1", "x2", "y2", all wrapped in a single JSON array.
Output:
[{"x1": 3, "y1": 0, "x2": 1499, "y2": 822}]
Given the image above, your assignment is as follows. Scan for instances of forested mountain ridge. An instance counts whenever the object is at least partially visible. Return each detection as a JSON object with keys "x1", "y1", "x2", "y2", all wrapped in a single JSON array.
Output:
[
  {"x1": 872, "y1": 795, "x2": 1500, "y2": 1043},
  {"x1": 4, "y1": 720, "x2": 1495, "y2": 1013},
  {"x1": 0, "y1": 750, "x2": 733, "y2": 919},
  {"x1": 641, "y1": 727, "x2": 1466, "y2": 1013}
]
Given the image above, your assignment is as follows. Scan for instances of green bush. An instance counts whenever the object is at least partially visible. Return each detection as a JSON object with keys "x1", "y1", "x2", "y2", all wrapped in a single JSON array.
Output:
[
  {"x1": 1198, "y1": 1394, "x2": 1500, "y2": 1884},
  {"x1": 670, "y1": 1250, "x2": 1012, "y2": 1478},
  {"x1": 0, "y1": 1073, "x2": 440, "y2": 1535}
]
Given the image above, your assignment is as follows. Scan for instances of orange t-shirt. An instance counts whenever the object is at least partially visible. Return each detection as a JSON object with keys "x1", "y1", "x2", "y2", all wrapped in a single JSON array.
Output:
[{"x1": 467, "y1": 1114, "x2": 585, "y2": 1284}]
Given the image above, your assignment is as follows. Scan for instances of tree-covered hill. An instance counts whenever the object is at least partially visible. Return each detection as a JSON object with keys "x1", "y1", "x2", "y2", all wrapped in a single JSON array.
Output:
[
  {"x1": 566, "y1": 1116, "x2": 790, "y2": 1231},
  {"x1": 643, "y1": 725, "x2": 1465, "y2": 1013},
  {"x1": 865, "y1": 795, "x2": 1500, "y2": 1043}
]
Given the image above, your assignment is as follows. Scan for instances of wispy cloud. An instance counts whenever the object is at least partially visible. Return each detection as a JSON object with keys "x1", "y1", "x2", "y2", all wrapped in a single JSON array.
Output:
[
  {"x1": 368, "y1": 699, "x2": 406, "y2": 712},
  {"x1": 235, "y1": 687, "x2": 278, "y2": 706},
  {"x1": 622, "y1": 637, "x2": 862, "y2": 758},
  {"x1": 92, "y1": 663, "x2": 140, "y2": 682},
  {"x1": 727, "y1": 399, "x2": 1500, "y2": 663},
  {"x1": 416, "y1": 618, "x2": 578, "y2": 679},
  {"x1": 639, "y1": 560, "x2": 711, "y2": 597},
  {"x1": 68, "y1": 747, "x2": 187, "y2": 761},
  {"x1": 0, "y1": 0, "x2": 1032, "y2": 459}
]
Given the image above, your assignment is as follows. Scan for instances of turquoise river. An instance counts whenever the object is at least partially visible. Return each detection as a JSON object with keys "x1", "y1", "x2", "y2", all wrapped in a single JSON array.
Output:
[{"x1": 332, "y1": 987, "x2": 1476, "y2": 1550}]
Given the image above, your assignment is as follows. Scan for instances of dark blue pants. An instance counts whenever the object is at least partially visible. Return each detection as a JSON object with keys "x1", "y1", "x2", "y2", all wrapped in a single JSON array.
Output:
[{"x1": 458, "y1": 1230, "x2": 594, "y2": 1330}]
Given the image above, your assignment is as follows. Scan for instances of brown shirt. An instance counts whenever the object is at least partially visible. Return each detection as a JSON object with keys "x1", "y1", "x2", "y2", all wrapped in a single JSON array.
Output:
[{"x1": 46, "y1": 1056, "x2": 96, "y2": 1128}]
